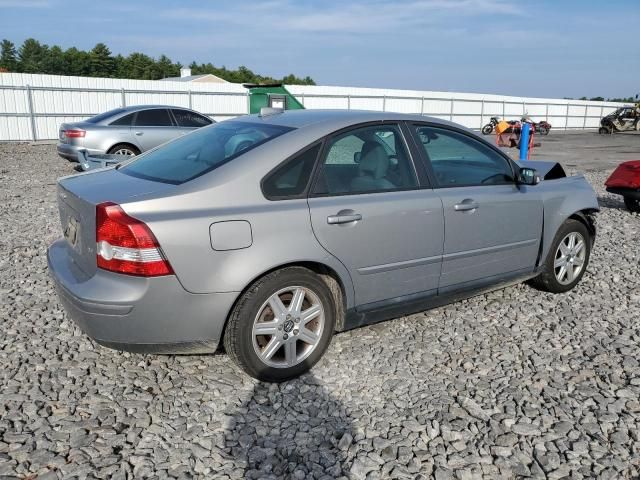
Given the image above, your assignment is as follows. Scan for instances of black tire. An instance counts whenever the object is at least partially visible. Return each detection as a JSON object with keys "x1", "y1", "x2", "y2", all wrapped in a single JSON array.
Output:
[
  {"x1": 223, "y1": 267, "x2": 336, "y2": 382},
  {"x1": 481, "y1": 124, "x2": 494, "y2": 135},
  {"x1": 530, "y1": 219, "x2": 591, "y2": 294},
  {"x1": 107, "y1": 143, "x2": 140, "y2": 156},
  {"x1": 624, "y1": 196, "x2": 640, "y2": 213},
  {"x1": 539, "y1": 126, "x2": 550, "y2": 136},
  {"x1": 598, "y1": 126, "x2": 611, "y2": 135}
]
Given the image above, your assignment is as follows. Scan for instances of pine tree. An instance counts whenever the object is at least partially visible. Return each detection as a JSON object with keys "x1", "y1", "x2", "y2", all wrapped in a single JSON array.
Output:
[
  {"x1": 0, "y1": 39, "x2": 18, "y2": 71},
  {"x1": 90, "y1": 43, "x2": 115, "y2": 77},
  {"x1": 18, "y1": 38, "x2": 48, "y2": 73}
]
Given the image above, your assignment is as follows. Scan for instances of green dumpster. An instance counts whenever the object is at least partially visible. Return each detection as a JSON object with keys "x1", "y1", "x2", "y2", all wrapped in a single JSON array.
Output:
[{"x1": 244, "y1": 83, "x2": 305, "y2": 114}]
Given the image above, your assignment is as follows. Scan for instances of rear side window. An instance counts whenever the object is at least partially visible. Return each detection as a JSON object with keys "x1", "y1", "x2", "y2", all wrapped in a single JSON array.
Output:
[
  {"x1": 134, "y1": 109, "x2": 173, "y2": 127},
  {"x1": 262, "y1": 143, "x2": 321, "y2": 199},
  {"x1": 86, "y1": 108, "x2": 126, "y2": 124},
  {"x1": 121, "y1": 121, "x2": 293, "y2": 184},
  {"x1": 172, "y1": 109, "x2": 212, "y2": 127},
  {"x1": 109, "y1": 113, "x2": 135, "y2": 126}
]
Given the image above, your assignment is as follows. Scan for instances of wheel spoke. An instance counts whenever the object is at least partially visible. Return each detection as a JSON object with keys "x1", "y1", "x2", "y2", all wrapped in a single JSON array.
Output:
[
  {"x1": 289, "y1": 288, "x2": 305, "y2": 314},
  {"x1": 298, "y1": 327, "x2": 319, "y2": 345},
  {"x1": 573, "y1": 256, "x2": 584, "y2": 266},
  {"x1": 284, "y1": 341, "x2": 297, "y2": 366},
  {"x1": 261, "y1": 337, "x2": 282, "y2": 360},
  {"x1": 567, "y1": 234, "x2": 576, "y2": 249},
  {"x1": 566, "y1": 265, "x2": 575, "y2": 283},
  {"x1": 254, "y1": 321, "x2": 278, "y2": 336},
  {"x1": 573, "y1": 240, "x2": 584, "y2": 255},
  {"x1": 300, "y1": 304, "x2": 321, "y2": 325},
  {"x1": 554, "y1": 256, "x2": 566, "y2": 268},
  {"x1": 268, "y1": 295, "x2": 287, "y2": 319},
  {"x1": 558, "y1": 243, "x2": 569, "y2": 256},
  {"x1": 557, "y1": 265, "x2": 567, "y2": 282}
]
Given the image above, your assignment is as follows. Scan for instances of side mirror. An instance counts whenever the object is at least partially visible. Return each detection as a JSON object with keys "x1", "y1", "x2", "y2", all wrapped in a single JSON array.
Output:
[{"x1": 518, "y1": 167, "x2": 541, "y2": 186}]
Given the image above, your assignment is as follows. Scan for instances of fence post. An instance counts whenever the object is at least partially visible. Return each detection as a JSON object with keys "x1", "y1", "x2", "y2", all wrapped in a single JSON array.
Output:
[
  {"x1": 347, "y1": 95, "x2": 351, "y2": 110},
  {"x1": 382, "y1": 95, "x2": 386, "y2": 112},
  {"x1": 449, "y1": 99, "x2": 454, "y2": 121},
  {"x1": 121, "y1": 88, "x2": 126, "y2": 108},
  {"x1": 565, "y1": 103, "x2": 570, "y2": 131},
  {"x1": 420, "y1": 97, "x2": 425, "y2": 116},
  {"x1": 246, "y1": 92, "x2": 251, "y2": 114},
  {"x1": 26, "y1": 84, "x2": 37, "y2": 142},
  {"x1": 545, "y1": 103, "x2": 549, "y2": 122},
  {"x1": 479, "y1": 99, "x2": 484, "y2": 129},
  {"x1": 582, "y1": 104, "x2": 588, "y2": 130},
  {"x1": 301, "y1": 92, "x2": 305, "y2": 107},
  {"x1": 188, "y1": 90, "x2": 192, "y2": 109},
  {"x1": 502, "y1": 100, "x2": 506, "y2": 119}
]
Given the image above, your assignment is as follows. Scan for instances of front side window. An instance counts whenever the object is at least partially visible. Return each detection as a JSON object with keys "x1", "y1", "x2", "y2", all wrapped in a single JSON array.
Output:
[
  {"x1": 414, "y1": 126, "x2": 514, "y2": 187},
  {"x1": 313, "y1": 124, "x2": 417, "y2": 195},
  {"x1": 121, "y1": 121, "x2": 293, "y2": 184},
  {"x1": 172, "y1": 109, "x2": 212, "y2": 127},
  {"x1": 134, "y1": 109, "x2": 173, "y2": 127},
  {"x1": 262, "y1": 143, "x2": 321, "y2": 199}
]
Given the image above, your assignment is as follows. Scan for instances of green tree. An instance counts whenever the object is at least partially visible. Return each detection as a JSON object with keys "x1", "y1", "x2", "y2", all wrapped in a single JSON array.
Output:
[
  {"x1": 64, "y1": 47, "x2": 91, "y2": 76},
  {"x1": 18, "y1": 38, "x2": 48, "y2": 73},
  {"x1": 0, "y1": 39, "x2": 18, "y2": 71},
  {"x1": 41, "y1": 45, "x2": 66, "y2": 75},
  {"x1": 90, "y1": 43, "x2": 115, "y2": 77}
]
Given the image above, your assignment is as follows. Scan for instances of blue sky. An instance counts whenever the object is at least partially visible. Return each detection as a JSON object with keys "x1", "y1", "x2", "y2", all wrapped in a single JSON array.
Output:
[{"x1": 1, "y1": 0, "x2": 638, "y2": 98}]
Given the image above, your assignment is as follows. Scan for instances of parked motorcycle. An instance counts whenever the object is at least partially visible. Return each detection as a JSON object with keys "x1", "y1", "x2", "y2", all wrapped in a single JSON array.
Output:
[
  {"x1": 482, "y1": 116, "x2": 551, "y2": 135},
  {"x1": 481, "y1": 117, "x2": 500, "y2": 135},
  {"x1": 532, "y1": 120, "x2": 551, "y2": 136}
]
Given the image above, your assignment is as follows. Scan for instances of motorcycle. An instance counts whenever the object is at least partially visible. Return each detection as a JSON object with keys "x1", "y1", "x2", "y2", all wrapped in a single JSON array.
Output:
[
  {"x1": 481, "y1": 117, "x2": 500, "y2": 135},
  {"x1": 483, "y1": 116, "x2": 551, "y2": 136},
  {"x1": 532, "y1": 120, "x2": 551, "y2": 136}
]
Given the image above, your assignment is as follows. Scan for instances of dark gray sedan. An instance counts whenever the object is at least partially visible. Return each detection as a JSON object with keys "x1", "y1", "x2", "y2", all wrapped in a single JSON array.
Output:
[
  {"x1": 57, "y1": 105, "x2": 213, "y2": 161},
  {"x1": 48, "y1": 109, "x2": 599, "y2": 382}
]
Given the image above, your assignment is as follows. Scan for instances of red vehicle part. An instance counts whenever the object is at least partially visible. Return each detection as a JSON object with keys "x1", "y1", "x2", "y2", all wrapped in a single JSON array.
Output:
[
  {"x1": 605, "y1": 161, "x2": 640, "y2": 189},
  {"x1": 605, "y1": 160, "x2": 640, "y2": 213}
]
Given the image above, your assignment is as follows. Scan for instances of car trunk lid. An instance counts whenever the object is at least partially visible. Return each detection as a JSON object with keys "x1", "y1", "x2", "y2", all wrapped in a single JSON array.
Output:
[{"x1": 56, "y1": 168, "x2": 176, "y2": 276}]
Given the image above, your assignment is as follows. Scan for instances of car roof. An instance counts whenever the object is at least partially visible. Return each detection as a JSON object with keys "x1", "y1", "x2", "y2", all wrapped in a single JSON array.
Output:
[
  {"x1": 120, "y1": 105, "x2": 195, "y2": 112},
  {"x1": 234, "y1": 109, "x2": 464, "y2": 131}
]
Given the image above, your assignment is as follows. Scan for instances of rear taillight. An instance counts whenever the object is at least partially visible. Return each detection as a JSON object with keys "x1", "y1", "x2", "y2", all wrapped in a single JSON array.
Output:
[
  {"x1": 95, "y1": 202, "x2": 173, "y2": 277},
  {"x1": 64, "y1": 129, "x2": 86, "y2": 138}
]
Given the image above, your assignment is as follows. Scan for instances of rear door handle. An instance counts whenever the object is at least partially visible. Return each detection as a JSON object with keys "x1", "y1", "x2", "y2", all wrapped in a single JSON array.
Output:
[
  {"x1": 327, "y1": 213, "x2": 362, "y2": 225},
  {"x1": 454, "y1": 199, "x2": 479, "y2": 212}
]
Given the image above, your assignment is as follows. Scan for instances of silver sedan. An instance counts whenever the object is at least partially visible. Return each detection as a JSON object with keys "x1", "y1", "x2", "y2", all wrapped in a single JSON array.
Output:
[
  {"x1": 56, "y1": 105, "x2": 213, "y2": 161},
  {"x1": 48, "y1": 109, "x2": 599, "y2": 381}
]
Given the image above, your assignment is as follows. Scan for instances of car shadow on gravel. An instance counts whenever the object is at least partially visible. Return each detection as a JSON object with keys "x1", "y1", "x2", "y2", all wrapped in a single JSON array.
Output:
[
  {"x1": 222, "y1": 373, "x2": 354, "y2": 479},
  {"x1": 597, "y1": 195, "x2": 627, "y2": 210}
]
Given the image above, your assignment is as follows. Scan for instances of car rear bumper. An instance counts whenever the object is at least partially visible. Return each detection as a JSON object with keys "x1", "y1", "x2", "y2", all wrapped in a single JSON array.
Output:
[
  {"x1": 57, "y1": 143, "x2": 103, "y2": 162},
  {"x1": 47, "y1": 238, "x2": 237, "y2": 353},
  {"x1": 606, "y1": 187, "x2": 640, "y2": 200}
]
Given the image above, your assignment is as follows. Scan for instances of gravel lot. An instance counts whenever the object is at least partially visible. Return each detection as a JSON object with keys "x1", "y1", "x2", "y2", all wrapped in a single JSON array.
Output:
[{"x1": 1, "y1": 142, "x2": 639, "y2": 479}]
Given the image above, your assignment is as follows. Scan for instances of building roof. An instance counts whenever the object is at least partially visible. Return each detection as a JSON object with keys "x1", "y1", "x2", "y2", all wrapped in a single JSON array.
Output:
[{"x1": 161, "y1": 74, "x2": 228, "y2": 83}]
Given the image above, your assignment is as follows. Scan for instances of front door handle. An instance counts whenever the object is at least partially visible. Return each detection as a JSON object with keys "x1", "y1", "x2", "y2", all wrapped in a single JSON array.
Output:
[
  {"x1": 135, "y1": 131, "x2": 144, "y2": 136},
  {"x1": 454, "y1": 199, "x2": 479, "y2": 212},
  {"x1": 327, "y1": 212, "x2": 362, "y2": 225}
]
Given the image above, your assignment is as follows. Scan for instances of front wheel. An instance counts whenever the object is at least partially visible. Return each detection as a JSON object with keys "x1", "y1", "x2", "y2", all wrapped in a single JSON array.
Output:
[
  {"x1": 624, "y1": 196, "x2": 640, "y2": 213},
  {"x1": 481, "y1": 124, "x2": 494, "y2": 135},
  {"x1": 539, "y1": 126, "x2": 550, "y2": 135},
  {"x1": 530, "y1": 219, "x2": 591, "y2": 293},
  {"x1": 223, "y1": 267, "x2": 336, "y2": 382}
]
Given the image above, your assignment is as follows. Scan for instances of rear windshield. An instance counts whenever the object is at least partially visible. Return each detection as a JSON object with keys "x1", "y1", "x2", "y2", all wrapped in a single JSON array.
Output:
[
  {"x1": 120, "y1": 121, "x2": 293, "y2": 184},
  {"x1": 86, "y1": 108, "x2": 126, "y2": 124}
]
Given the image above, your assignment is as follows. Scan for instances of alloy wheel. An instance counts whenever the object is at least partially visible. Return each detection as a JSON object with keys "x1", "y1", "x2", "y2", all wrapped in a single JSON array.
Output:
[
  {"x1": 554, "y1": 232, "x2": 586, "y2": 285},
  {"x1": 252, "y1": 286, "x2": 325, "y2": 368}
]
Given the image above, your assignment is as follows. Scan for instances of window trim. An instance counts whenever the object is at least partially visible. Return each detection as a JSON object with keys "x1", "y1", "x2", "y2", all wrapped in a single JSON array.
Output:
[
  {"x1": 108, "y1": 111, "x2": 136, "y2": 127},
  {"x1": 133, "y1": 108, "x2": 175, "y2": 128},
  {"x1": 408, "y1": 122, "x2": 518, "y2": 189},
  {"x1": 308, "y1": 121, "x2": 427, "y2": 198},
  {"x1": 260, "y1": 141, "x2": 324, "y2": 201}
]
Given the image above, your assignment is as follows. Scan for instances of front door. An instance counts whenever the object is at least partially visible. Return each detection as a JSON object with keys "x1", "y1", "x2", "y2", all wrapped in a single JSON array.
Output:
[
  {"x1": 133, "y1": 108, "x2": 181, "y2": 151},
  {"x1": 307, "y1": 123, "x2": 444, "y2": 307},
  {"x1": 410, "y1": 124, "x2": 543, "y2": 290}
]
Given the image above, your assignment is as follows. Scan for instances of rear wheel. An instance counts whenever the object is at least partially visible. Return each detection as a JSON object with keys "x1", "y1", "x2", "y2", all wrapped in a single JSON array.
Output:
[
  {"x1": 481, "y1": 124, "x2": 494, "y2": 135},
  {"x1": 624, "y1": 196, "x2": 640, "y2": 213},
  {"x1": 107, "y1": 143, "x2": 140, "y2": 156},
  {"x1": 223, "y1": 267, "x2": 336, "y2": 382},
  {"x1": 531, "y1": 219, "x2": 591, "y2": 293},
  {"x1": 539, "y1": 126, "x2": 550, "y2": 135}
]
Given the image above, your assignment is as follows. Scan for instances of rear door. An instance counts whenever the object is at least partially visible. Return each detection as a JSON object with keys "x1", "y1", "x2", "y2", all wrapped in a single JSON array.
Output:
[
  {"x1": 410, "y1": 124, "x2": 543, "y2": 290},
  {"x1": 307, "y1": 123, "x2": 444, "y2": 307},
  {"x1": 132, "y1": 108, "x2": 180, "y2": 151}
]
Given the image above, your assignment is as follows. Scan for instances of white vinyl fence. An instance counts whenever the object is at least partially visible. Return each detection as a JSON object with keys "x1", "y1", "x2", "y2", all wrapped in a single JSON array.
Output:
[{"x1": 0, "y1": 73, "x2": 626, "y2": 141}]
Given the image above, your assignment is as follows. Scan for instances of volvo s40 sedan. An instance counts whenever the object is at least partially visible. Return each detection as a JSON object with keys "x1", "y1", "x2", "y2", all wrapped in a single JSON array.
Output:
[
  {"x1": 57, "y1": 105, "x2": 213, "y2": 161},
  {"x1": 48, "y1": 110, "x2": 599, "y2": 381}
]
